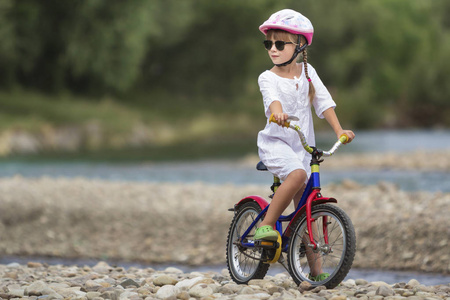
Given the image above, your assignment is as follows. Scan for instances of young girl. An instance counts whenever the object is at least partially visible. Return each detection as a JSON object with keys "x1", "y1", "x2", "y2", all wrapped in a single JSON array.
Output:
[{"x1": 254, "y1": 9, "x2": 355, "y2": 278}]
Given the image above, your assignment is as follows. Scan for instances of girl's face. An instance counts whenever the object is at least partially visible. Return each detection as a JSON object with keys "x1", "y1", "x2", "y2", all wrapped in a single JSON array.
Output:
[{"x1": 265, "y1": 30, "x2": 299, "y2": 65}]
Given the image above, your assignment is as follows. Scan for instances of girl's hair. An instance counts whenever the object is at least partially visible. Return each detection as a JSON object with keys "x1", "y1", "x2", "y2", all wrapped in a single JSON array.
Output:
[{"x1": 267, "y1": 30, "x2": 316, "y2": 103}]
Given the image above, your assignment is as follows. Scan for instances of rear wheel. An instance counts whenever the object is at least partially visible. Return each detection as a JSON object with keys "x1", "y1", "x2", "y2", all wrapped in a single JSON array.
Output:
[
  {"x1": 287, "y1": 204, "x2": 356, "y2": 288},
  {"x1": 226, "y1": 201, "x2": 269, "y2": 284}
]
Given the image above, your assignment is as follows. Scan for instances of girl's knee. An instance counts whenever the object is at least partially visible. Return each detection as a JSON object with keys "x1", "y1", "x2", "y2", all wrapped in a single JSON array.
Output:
[{"x1": 287, "y1": 169, "x2": 307, "y2": 183}]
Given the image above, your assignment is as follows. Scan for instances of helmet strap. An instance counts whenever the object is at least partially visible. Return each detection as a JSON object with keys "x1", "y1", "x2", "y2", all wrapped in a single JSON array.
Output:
[{"x1": 275, "y1": 35, "x2": 308, "y2": 67}]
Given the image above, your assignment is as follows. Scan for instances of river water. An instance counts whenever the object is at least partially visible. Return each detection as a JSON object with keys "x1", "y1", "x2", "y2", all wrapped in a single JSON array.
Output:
[
  {"x1": 1, "y1": 130, "x2": 449, "y2": 192},
  {"x1": 1, "y1": 130, "x2": 449, "y2": 285}
]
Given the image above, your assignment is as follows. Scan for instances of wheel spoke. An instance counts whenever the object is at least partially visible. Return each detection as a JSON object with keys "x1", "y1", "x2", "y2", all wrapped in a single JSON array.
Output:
[
  {"x1": 227, "y1": 203, "x2": 269, "y2": 284},
  {"x1": 287, "y1": 205, "x2": 355, "y2": 288}
]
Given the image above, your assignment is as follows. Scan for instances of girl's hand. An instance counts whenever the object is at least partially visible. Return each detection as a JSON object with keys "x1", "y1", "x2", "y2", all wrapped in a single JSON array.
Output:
[
  {"x1": 272, "y1": 112, "x2": 289, "y2": 126},
  {"x1": 337, "y1": 129, "x2": 355, "y2": 144}
]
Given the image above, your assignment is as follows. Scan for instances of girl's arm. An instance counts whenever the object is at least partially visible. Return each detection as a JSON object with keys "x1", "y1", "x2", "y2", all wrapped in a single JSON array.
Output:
[
  {"x1": 269, "y1": 101, "x2": 289, "y2": 125},
  {"x1": 323, "y1": 107, "x2": 355, "y2": 142}
]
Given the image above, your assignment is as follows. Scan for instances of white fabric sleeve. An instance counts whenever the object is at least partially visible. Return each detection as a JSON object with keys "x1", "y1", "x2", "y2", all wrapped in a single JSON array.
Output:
[
  {"x1": 308, "y1": 64, "x2": 336, "y2": 119},
  {"x1": 258, "y1": 72, "x2": 279, "y2": 118}
]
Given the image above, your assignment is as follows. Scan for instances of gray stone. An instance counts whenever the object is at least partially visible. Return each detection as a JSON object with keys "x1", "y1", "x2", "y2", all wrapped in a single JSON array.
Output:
[
  {"x1": 267, "y1": 285, "x2": 283, "y2": 295},
  {"x1": 298, "y1": 280, "x2": 313, "y2": 292},
  {"x1": 6, "y1": 262, "x2": 21, "y2": 268},
  {"x1": 233, "y1": 295, "x2": 262, "y2": 300},
  {"x1": 248, "y1": 279, "x2": 272, "y2": 288},
  {"x1": 100, "y1": 289, "x2": 120, "y2": 300},
  {"x1": 216, "y1": 285, "x2": 234, "y2": 294},
  {"x1": 393, "y1": 282, "x2": 406, "y2": 288},
  {"x1": 58, "y1": 287, "x2": 86, "y2": 298},
  {"x1": 239, "y1": 286, "x2": 256, "y2": 294},
  {"x1": 175, "y1": 276, "x2": 204, "y2": 290},
  {"x1": 92, "y1": 261, "x2": 113, "y2": 274},
  {"x1": 253, "y1": 292, "x2": 272, "y2": 299},
  {"x1": 119, "y1": 290, "x2": 140, "y2": 299},
  {"x1": 154, "y1": 275, "x2": 178, "y2": 286},
  {"x1": 46, "y1": 292, "x2": 65, "y2": 299},
  {"x1": 8, "y1": 288, "x2": 25, "y2": 298},
  {"x1": 376, "y1": 285, "x2": 395, "y2": 297},
  {"x1": 282, "y1": 290, "x2": 304, "y2": 299},
  {"x1": 222, "y1": 283, "x2": 243, "y2": 293},
  {"x1": 354, "y1": 288, "x2": 369, "y2": 296},
  {"x1": 311, "y1": 285, "x2": 327, "y2": 293},
  {"x1": 344, "y1": 279, "x2": 356, "y2": 286},
  {"x1": 342, "y1": 289, "x2": 357, "y2": 297},
  {"x1": 415, "y1": 291, "x2": 437, "y2": 298},
  {"x1": 329, "y1": 296, "x2": 347, "y2": 300},
  {"x1": 155, "y1": 285, "x2": 180, "y2": 299},
  {"x1": 27, "y1": 262, "x2": 44, "y2": 268},
  {"x1": 372, "y1": 281, "x2": 391, "y2": 287},
  {"x1": 406, "y1": 279, "x2": 421, "y2": 288},
  {"x1": 120, "y1": 278, "x2": 140, "y2": 288},
  {"x1": 86, "y1": 291, "x2": 102, "y2": 299},
  {"x1": 25, "y1": 280, "x2": 50, "y2": 296},
  {"x1": 401, "y1": 290, "x2": 415, "y2": 297},
  {"x1": 189, "y1": 284, "x2": 214, "y2": 298},
  {"x1": 85, "y1": 280, "x2": 103, "y2": 292},
  {"x1": 176, "y1": 290, "x2": 190, "y2": 300},
  {"x1": 356, "y1": 279, "x2": 369, "y2": 286}
]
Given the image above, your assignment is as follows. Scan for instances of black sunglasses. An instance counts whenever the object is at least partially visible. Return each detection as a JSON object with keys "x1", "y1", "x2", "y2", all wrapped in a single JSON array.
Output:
[{"x1": 263, "y1": 40, "x2": 294, "y2": 51}]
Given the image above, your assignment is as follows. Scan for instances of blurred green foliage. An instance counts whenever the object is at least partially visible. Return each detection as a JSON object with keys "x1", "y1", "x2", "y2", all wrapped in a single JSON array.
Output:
[{"x1": 0, "y1": 0, "x2": 449, "y2": 129}]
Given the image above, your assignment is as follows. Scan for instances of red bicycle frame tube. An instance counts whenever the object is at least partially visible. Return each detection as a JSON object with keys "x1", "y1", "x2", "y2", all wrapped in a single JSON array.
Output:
[
  {"x1": 235, "y1": 191, "x2": 336, "y2": 249},
  {"x1": 323, "y1": 216, "x2": 329, "y2": 245},
  {"x1": 306, "y1": 189, "x2": 320, "y2": 249},
  {"x1": 283, "y1": 189, "x2": 337, "y2": 248}
]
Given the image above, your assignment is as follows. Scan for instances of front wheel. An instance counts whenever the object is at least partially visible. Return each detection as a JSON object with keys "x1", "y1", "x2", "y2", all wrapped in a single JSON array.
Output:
[
  {"x1": 287, "y1": 204, "x2": 356, "y2": 288},
  {"x1": 226, "y1": 201, "x2": 269, "y2": 284}
]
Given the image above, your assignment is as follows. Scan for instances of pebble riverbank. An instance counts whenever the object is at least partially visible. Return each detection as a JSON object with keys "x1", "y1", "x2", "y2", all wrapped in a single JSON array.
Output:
[
  {"x1": 1, "y1": 261, "x2": 449, "y2": 300},
  {"x1": 0, "y1": 177, "x2": 449, "y2": 275}
]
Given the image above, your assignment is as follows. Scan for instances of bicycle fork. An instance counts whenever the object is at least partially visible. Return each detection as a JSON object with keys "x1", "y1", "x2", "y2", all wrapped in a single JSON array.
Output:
[{"x1": 306, "y1": 189, "x2": 330, "y2": 251}]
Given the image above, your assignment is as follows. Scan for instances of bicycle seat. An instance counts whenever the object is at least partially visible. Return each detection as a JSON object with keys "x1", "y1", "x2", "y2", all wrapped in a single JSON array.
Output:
[{"x1": 256, "y1": 161, "x2": 268, "y2": 171}]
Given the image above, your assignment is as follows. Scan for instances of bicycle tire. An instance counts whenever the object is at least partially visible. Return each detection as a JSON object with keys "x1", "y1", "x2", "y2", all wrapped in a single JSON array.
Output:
[
  {"x1": 287, "y1": 204, "x2": 356, "y2": 288},
  {"x1": 226, "y1": 201, "x2": 270, "y2": 284}
]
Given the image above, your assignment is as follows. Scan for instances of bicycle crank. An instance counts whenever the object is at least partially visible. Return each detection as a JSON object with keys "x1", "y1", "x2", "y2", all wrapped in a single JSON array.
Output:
[{"x1": 257, "y1": 232, "x2": 282, "y2": 264}]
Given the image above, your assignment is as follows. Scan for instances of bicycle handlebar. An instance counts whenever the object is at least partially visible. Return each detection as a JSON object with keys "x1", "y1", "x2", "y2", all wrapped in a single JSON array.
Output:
[{"x1": 269, "y1": 113, "x2": 349, "y2": 157}]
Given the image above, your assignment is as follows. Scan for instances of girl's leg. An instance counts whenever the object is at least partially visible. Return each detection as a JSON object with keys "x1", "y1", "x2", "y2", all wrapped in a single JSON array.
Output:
[
  {"x1": 259, "y1": 169, "x2": 307, "y2": 227},
  {"x1": 293, "y1": 183, "x2": 305, "y2": 209},
  {"x1": 303, "y1": 224, "x2": 324, "y2": 277},
  {"x1": 293, "y1": 181, "x2": 325, "y2": 278}
]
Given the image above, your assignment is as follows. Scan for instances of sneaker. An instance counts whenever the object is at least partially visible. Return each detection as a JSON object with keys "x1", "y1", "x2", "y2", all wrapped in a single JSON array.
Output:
[
  {"x1": 254, "y1": 225, "x2": 278, "y2": 241},
  {"x1": 309, "y1": 272, "x2": 330, "y2": 282}
]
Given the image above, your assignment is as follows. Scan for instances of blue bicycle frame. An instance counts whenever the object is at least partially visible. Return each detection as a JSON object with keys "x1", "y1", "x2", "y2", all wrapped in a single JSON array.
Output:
[{"x1": 239, "y1": 169, "x2": 319, "y2": 250}]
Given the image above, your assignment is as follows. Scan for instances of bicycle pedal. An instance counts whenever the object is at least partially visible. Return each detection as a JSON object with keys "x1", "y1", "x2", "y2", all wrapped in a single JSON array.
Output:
[{"x1": 255, "y1": 240, "x2": 279, "y2": 249}]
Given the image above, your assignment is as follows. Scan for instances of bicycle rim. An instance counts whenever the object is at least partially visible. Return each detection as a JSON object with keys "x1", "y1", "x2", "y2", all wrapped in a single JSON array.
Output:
[
  {"x1": 226, "y1": 202, "x2": 269, "y2": 284},
  {"x1": 288, "y1": 204, "x2": 356, "y2": 288}
]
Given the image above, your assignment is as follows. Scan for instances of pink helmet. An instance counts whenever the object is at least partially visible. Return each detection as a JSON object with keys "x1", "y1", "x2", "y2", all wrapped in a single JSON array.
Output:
[{"x1": 259, "y1": 9, "x2": 314, "y2": 45}]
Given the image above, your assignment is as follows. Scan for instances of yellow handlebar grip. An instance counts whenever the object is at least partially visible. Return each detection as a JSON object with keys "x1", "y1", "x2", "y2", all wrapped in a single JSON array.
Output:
[
  {"x1": 269, "y1": 114, "x2": 277, "y2": 124},
  {"x1": 339, "y1": 134, "x2": 349, "y2": 144},
  {"x1": 269, "y1": 113, "x2": 290, "y2": 128}
]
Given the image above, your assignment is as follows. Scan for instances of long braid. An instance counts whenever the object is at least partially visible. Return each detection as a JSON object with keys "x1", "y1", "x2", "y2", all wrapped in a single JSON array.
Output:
[{"x1": 302, "y1": 48, "x2": 315, "y2": 103}]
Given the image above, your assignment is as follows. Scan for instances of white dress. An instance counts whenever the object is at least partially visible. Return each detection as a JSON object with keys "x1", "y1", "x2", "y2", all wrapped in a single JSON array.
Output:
[{"x1": 257, "y1": 63, "x2": 336, "y2": 181}]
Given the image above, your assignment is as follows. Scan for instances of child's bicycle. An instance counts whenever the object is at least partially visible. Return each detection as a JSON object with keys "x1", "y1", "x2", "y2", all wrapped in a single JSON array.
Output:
[{"x1": 226, "y1": 114, "x2": 356, "y2": 289}]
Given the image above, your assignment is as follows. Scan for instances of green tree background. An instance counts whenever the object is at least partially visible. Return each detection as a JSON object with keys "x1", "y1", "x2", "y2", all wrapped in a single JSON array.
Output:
[{"x1": 0, "y1": 0, "x2": 449, "y2": 156}]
